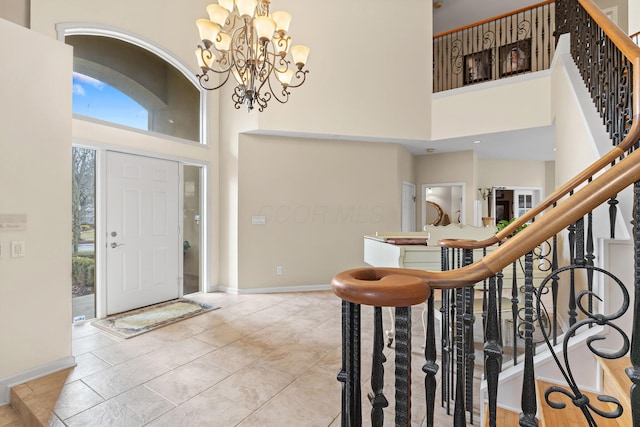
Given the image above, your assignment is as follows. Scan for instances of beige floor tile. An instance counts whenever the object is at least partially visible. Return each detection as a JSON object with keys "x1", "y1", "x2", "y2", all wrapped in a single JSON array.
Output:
[
  {"x1": 65, "y1": 353, "x2": 112, "y2": 384},
  {"x1": 112, "y1": 385, "x2": 175, "y2": 423},
  {"x1": 236, "y1": 390, "x2": 335, "y2": 427},
  {"x1": 200, "y1": 364, "x2": 296, "y2": 411},
  {"x1": 82, "y1": 354, "x2": 170, "y2": 400},
  {"x1": 193, "y1": 322, "x2": 251, "y2": 347},
  {"x1": 72, "y1": 332, "x2": 121, "y2": 357},
  {"x1": 145, "y1": 337, "x2": 216, "y2": 370},
  {"x1": 63, "y1": 385, "x2": 174, "y2": 426},
  {"x1": 145, "y1": 319, "x2": 207, "y2": 342},
  {"x1": 257, "y1": 343, "x2": 332, "y2": 377},
  {"x1": 147, "y1": 393, "x2": 253, "y2": 427},
  {"x1": 53, "y1": 380, "x2": 104, "y2": 420},
  {"x1": 71, "y1": 322, "x2": 102, "y2": 339},
  {"x1": 196, "y1": 339, "x2": 272, "y2": 373},
  {"x1": 145, "y1": 359, "x2": 232, "y2": 405},
  {"x1": 91, "y1": 333, "x2": 165, "y2": 365},
  {"x1": 47, "y1": 414, "x2": 65, "y2": 426},
  {"x1": 22, "y1": 291, "x2": 469, "y2": 426}
]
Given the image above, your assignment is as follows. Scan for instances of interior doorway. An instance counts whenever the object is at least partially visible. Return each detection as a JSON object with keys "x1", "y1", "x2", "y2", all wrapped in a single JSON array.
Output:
[
  {"x1": 401, "y1": 181, "x2": 416, "y2": 232},
  {"x1": 491, "y1": 186, "x2": 542, "y2": 224}
]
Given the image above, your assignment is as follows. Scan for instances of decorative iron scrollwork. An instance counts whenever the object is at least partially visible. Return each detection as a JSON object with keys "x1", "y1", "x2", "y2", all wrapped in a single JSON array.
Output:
[{"x1": 536, "y1": 265, "x2": 630, "y2": 425}]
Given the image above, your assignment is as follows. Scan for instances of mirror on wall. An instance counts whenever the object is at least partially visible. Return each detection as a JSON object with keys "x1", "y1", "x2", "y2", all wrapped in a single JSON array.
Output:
[{"x1": 422, "y1": 183, "x2": 464, "y2": 228}]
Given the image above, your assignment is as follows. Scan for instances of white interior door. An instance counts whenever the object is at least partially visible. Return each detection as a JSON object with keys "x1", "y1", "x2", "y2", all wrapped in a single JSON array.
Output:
[
  {"x1": 106, "y1": 151, "x2": 180, "y2": 315},
  {"x1": 401, "y1": 182, "x2": 416, "y2": 232},
  {"x1": 513, "y1": 189, "x2": 535, "y2": 221}
]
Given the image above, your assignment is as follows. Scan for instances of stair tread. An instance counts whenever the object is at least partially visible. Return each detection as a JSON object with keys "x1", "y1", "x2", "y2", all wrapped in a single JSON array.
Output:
[
  {"x1": 536, "y1": 379, "x2": 621, "y2": 427},
  {"x1": 0, "y1": 404, "x2": 24, "y2": 427},
  {"x1": 484, "y1": 405, "x2": 521, "y2": 426},
  {"x1": 599, "y1": 355, "x2": 632, "y2": 427},
  {"x1": 599, "y1": 355, "x2": 632, "y2": 396}
]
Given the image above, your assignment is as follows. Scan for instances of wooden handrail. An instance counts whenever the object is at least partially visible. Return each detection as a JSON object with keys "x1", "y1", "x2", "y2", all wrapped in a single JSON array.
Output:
[
  {"x1": 433, "y1": 0, "x2": 554, "y2": 39},
  {"x1": 333, "y1": 142, "x2": 640, "y2": 306},
  {"x1": 439, "y1": 0, "x2": 640, "y2": 250}
]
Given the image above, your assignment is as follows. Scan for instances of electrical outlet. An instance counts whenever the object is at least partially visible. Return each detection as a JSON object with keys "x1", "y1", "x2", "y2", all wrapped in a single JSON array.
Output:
[{"x1": 276, "y1": 266, "x2": 283, "y2": 275}]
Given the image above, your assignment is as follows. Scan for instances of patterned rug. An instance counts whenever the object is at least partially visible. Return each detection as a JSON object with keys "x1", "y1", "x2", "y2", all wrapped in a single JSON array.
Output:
[{"x1": 92, "y1": 298, "x2": 218, "y2": 339}]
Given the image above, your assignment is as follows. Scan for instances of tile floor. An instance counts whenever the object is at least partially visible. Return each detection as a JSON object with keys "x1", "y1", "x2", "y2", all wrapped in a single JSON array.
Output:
[{"x1": 19, "y1": 291, "x2": 467, "y2": 426}]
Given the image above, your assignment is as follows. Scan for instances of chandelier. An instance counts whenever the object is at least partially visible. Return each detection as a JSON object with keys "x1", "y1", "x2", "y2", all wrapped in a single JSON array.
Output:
[{"x1": 195, "y1": 0, "x2": 310, "y2": 112}]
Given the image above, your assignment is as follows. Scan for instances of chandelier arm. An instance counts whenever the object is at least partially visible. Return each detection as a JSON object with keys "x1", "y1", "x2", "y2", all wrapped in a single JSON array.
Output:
[{"x1": 283, "y1": 69, "x2": 309, "y2": 89}]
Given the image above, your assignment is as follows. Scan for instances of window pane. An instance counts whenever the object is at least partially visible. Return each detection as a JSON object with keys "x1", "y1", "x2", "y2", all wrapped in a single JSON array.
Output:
[
  {"x1": 73, "y1": 72, "x2": 149, "y2": 131},
  {"x1": 67, "y1": 35, "x2": 200, "y2": 142}
]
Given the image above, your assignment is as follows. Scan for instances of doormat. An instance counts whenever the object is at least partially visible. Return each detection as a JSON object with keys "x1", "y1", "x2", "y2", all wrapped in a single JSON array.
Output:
[{"x1": 92, "y1": 298, "x2": 219, "y2": 339}]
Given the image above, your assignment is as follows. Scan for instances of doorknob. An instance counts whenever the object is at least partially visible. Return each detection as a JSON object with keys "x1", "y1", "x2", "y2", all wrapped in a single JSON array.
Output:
[
  {"x1": 111, "y1": 231, "x2": 117, "y2": 237},
  {"x1": 110, "y1": 242, "x2": 124, "y2": 248}
]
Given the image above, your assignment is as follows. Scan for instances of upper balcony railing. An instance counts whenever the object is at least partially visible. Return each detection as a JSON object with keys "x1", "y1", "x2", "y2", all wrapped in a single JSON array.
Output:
[
  {"x1": 633, "y1": 31, "x2": 640, "y2": 46},
  {"x1": 433, "y1": 1, "x2": 556, "y2": 92}
]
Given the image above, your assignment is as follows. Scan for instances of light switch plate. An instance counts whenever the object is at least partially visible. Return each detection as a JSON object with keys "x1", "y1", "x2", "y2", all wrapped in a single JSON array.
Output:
[{"x1": 11, "y1": 240, "x2": 25, "y2": 258}]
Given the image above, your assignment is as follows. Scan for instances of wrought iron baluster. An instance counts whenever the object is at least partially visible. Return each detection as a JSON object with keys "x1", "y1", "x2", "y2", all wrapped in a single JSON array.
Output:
[
  {"x1": 369, "y1": 307, "x2": 387, "y2": 426},
  {"x1": 338, "y1": 300, "x2": 362, "y2": 427},
  {"x1": 441, "y1": 248, "x2": 451, "y2": 413},
  {"x1": 423, "y1": 293, "x2": 438, "y2": 427},
  {"x1": 453, "y1": 285, "x2": 466, "y2": 426},
  {"x1": 586, "y1": 183, "x2": 595, "y2": 320},
  {"x1": 568, "y1": 213, "x2": 578, "y2": 328},
  {"x1": 510, "y1": 258, "x2": 519, "y2": 365},
  {"x1": 551, "y1": 203, "x2": 559, "y2": 345},
  {"x1": 462, "y1": 250, "x2": 476, "y2": 424},
  {"x1": 464, "y1": 283, "x2": 475, "y2": 425},
  {"x1": 484, "y1": 275, "x2": 502, "y2": 427},
  {"x1": 395, "y1": 306, "x2": 412, "y2": 426},
  {"x1": 520, "y1": 252, "x2": 538, "y2": 427},
  {"x1": 627, "y1": 180, "x2": 640, "y2": 427}
]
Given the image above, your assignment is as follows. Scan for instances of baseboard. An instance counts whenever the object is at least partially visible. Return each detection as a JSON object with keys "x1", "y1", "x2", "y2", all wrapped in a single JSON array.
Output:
[
  {"x1": 0, "y1": 356, "x2": 76, "y2": 406},
  {"x1": 215, "y1": 284, "x2": 331, "y2": 295}
]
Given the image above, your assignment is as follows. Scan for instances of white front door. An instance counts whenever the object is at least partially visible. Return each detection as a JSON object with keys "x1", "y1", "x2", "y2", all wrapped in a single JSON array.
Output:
[{"x1": 106, "y1": 151, "x2": 180, "y2": 315}]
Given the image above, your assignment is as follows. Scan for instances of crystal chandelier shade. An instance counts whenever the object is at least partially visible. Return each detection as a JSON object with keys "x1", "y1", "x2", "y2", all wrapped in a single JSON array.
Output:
[{"x1": 195, "y1": 0, "x2": 310, "y2": 112}]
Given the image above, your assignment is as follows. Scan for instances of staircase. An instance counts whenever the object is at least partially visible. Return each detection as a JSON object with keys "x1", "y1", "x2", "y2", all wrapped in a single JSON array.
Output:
[{"x1": 488, "y1": 357, "x2": 632, "y2": 427}]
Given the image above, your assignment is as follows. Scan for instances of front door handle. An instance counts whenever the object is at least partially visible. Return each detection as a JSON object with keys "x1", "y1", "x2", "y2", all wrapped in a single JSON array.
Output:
[{"x1": 110, "y1": 242, "x2": 125, "y2": 248}]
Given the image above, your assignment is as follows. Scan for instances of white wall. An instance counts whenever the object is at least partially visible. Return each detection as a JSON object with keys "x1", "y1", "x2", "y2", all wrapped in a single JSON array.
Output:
[
  {"x1": 478, "y1": 158, "x2": 548, "y2": 190},
  {"x1": 431, "y1": 73, "x2": 552, "y2": 141},
  {"x1": 0, "y1": 0, "x2": 28, "y2": 27},
  {"x1": 0, "y1": 18, "x2": 73, "y2": 394},
  {"x1": 255, "y1": 0, "x2": 432, "y2": 142},
  {"x1": 236, "y1": 135, "x2": 407, "y2": 291},
  {"x1": 629, "y1": 0, "x2": 640, "y2": 34}
]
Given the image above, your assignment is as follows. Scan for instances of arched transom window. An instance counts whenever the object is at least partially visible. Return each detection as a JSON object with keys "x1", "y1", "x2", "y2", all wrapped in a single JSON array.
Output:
[{"x1": 66, "y1": 34, "x2": 201, "y2": 143}]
